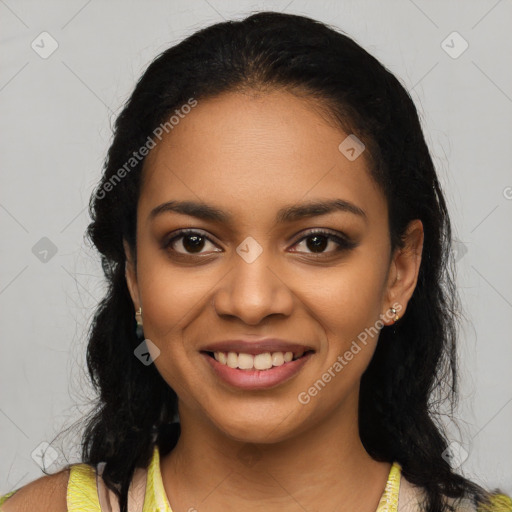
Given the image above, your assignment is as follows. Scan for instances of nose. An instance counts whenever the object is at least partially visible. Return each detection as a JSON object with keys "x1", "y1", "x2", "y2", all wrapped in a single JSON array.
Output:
[{"x1": 212, "y1": 246, "x2": 294, "y2": 325}]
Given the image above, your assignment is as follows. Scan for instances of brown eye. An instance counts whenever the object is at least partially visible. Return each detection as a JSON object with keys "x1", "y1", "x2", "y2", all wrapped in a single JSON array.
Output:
[
  {"x1": 181, "y1": 233, "x2": 206, "y2": 253},
  {"x1": 291, "y1": 230, "x2": 357, "y2": 255},
  {"x1": 163, "y1": 230, "x2": 220, "y2": 255}
]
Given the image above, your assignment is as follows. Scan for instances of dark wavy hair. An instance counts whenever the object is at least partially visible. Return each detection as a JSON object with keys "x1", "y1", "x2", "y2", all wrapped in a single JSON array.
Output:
[{"x1": 77, "y1": 11, "x2": 497, "y2": 512}]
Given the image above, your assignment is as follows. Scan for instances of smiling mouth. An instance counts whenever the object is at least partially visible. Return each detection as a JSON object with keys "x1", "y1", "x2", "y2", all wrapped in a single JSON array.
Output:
[{"x1": 202, "y1": 350, "x2": 314, "y2": 371}]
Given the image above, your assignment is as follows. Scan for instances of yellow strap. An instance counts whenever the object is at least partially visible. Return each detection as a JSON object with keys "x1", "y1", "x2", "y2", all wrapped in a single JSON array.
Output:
[
  {"x1": 67, "y1": 463, "x2": 101, "y2": 512},
  {"x1": 0, "y1": 490, "x2": 19, "y2": 508},
  {"x1": 145, "y1": 445, "x2": 173, "y2": 511},
  {"x1": 478, "y1": 493, "x2": 512, "y2": 512},
  {"x1": 376, "y1": 462, "x2": 401, "y2": 512}
]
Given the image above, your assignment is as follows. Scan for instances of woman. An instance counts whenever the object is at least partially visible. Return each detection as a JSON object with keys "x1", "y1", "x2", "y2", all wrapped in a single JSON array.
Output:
[{"x1": 1, "y1": 11, "x2": 510, "y2": 512}]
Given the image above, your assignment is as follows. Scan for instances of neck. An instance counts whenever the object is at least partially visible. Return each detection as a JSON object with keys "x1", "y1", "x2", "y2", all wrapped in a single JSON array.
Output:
[{"x1": 160, "y1": 393, "x2": 391, "y2": 512}]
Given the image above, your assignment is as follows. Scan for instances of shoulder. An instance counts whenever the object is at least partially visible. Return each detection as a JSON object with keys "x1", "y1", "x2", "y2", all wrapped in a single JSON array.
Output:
[
  {"x1": 0, "y1": 468, "x2": 70, "y2": 512},
  {"x1": 477, "y1": 492, "x2": 512, "y2": 512}
]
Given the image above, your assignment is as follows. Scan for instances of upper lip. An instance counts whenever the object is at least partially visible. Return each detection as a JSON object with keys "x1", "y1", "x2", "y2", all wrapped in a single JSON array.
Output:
[{"x1": 201, "y1": 338, "x2": 315, "y2": 356}]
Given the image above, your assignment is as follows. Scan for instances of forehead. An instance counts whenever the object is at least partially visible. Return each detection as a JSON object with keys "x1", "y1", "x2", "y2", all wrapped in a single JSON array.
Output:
[{"x1": 139, "y1": 90, "x2": 385, "y2": 225}]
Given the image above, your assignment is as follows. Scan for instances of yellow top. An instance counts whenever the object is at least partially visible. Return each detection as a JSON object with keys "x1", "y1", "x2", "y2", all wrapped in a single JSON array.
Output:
[{"x1": 1, "y1": 446, "x2": 511, "y2": 511}]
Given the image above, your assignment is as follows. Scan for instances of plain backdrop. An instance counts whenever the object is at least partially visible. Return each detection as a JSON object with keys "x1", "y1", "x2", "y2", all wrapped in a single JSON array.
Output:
[{"x1": 1, "y1": 0, "x2": 511, "y2": 497}]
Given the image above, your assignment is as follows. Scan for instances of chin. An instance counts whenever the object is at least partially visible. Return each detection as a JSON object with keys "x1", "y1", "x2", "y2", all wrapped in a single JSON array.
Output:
[{"x1": 209, "y1": 409, "x2": 302, "y2": 445}]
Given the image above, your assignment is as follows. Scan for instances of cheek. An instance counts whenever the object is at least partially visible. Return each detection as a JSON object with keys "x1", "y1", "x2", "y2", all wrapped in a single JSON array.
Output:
[
  {"x1": 303, "y1": 254, "x2": 388, "y2": 329},
  {"x1": 136, "y1": 244, "x2": 213, "y2": 338},
  {"x1": 135, "y1": 259, "x2": 198, "y2": 395},
  {"x1": 299, "y1": 252, "x2": 388, "y2": 382}
]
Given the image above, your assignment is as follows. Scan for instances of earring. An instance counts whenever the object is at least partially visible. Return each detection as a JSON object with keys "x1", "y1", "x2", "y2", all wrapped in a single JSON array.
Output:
[
  {"x1": 390, "y1": 307, "x2": 400, "y2": 323},
  {"x1": 135, "y1": 307, "x2": 143, "y2": 338}
]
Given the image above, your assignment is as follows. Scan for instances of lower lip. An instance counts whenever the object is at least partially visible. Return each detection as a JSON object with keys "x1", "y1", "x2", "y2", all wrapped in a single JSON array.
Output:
[{"x1": 202, "y1": 352, "x2": 313, "y2": 390}]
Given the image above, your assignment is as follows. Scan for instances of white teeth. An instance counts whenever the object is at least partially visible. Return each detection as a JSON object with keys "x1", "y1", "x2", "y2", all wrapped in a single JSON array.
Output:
[
  {"x1": 271, "y1": 352, "x2": 284, "y2": 366},
  {"x1": 227, "y1": 352, "x2": 238, "y2": 368},
  {"x1": 254, "y1": 353, "x2": 272, "y2": 370},
  {"x1": 238, "y1": 353, "x2": 254, "y2": 370},
  {"x1": 212, "y1": 350, "x2": 303, "y2": 370}
]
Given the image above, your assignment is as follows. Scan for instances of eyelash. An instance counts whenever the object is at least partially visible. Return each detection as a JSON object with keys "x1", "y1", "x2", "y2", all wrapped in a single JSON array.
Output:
[{"x1": 162, "y1": 228, "x2": 357, "y2": 258}]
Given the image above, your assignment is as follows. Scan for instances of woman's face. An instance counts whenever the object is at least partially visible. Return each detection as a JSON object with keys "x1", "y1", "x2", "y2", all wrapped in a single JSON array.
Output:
[{"x1": 124, "y1": 90, "x2": 423, "y2": 443}]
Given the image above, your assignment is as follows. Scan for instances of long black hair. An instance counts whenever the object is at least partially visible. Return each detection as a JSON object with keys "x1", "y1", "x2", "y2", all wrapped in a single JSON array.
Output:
[{"x1": 78, "y1": 11, "x2": 497, "y2": 512}]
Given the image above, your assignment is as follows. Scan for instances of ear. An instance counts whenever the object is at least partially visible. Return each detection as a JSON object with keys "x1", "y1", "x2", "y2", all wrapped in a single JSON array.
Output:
[
  {"x1": 382, "y1": 219, "x2": 424, "y2": 325},
  {"x1": 123, "y1": 238, "x2": 140, "y2": 310}
]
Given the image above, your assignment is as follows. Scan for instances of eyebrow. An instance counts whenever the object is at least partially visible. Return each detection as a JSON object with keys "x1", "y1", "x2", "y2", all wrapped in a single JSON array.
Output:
[{"x1": 149, "y1": 198, "x2": 367, "y2": 224}]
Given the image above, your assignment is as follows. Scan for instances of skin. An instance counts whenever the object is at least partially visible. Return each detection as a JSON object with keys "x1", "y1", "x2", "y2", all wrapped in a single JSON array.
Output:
[{"x1": 124, "y1": 89, "x2": 424, "y2": 512}]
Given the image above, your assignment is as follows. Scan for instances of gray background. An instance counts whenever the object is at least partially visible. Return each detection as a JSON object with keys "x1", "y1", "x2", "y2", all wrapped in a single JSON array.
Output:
[{"x1": 1, "y1": 0, "x2": 511, "y2": 496}]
